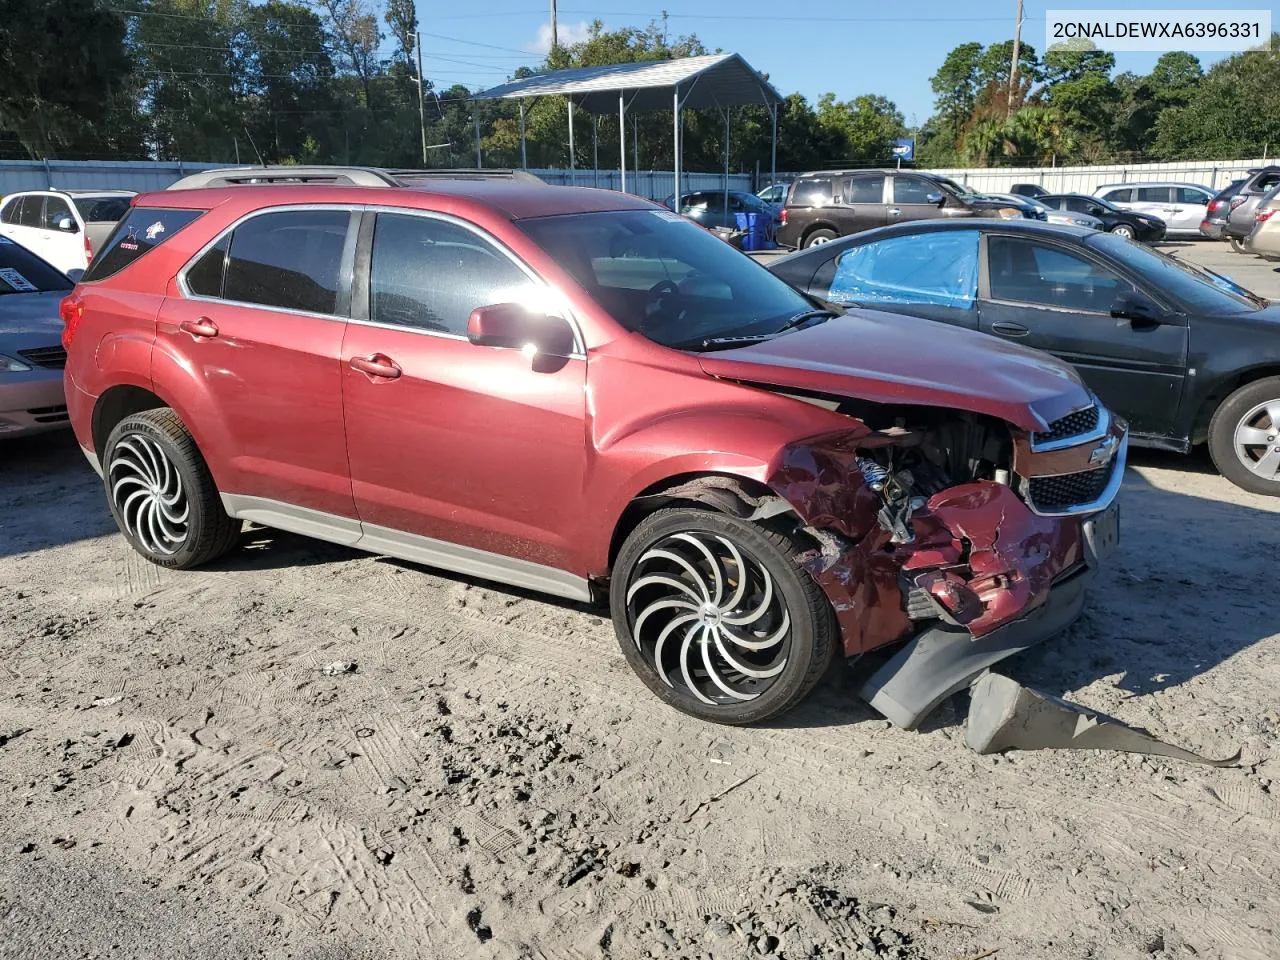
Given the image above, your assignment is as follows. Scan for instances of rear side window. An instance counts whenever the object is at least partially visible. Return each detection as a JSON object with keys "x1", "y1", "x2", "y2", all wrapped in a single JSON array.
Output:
[
  {"x1": 74, "y1": 196, "x2": 132, "y2": 222},
  {"x1": 223, "y1": 210, "x2": 351, "y2": 315},
  {"x1": 789, "y1": 178, "x2": 832, "y2": 207},
  {"x1": 82, "y1": 207, "x2": 203, "y2": 282},
  {"x1": 828, "y1": 230, "x2": 979, "y2": 308},
  {"x1": 0, "y1": 197, "x2": 22, "y2": 225},
  {"x1": 185, "y1": 234, "x2": 230, "y2": 298},
  {"x1": 15, "y1": 196, "x2": 43, "y2": 227},
  {"x1": 1136, "y1": 187, "x2": 1172, "y2": 203},
  {"x1": 0, "y1": 239, "x2": 74, "y2": 293},
  {"x1": 843, "y1": 175, "x2": 884, "y2": 204}
]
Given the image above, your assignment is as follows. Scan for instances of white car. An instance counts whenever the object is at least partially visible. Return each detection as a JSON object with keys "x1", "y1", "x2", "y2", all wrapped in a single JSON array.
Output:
[
  {"x1": 0, "y1": 189, "x2": 134, "y2": 275},
  {"x1": 1094, "y1": 182, "x2": 1214, "y2": 238}
]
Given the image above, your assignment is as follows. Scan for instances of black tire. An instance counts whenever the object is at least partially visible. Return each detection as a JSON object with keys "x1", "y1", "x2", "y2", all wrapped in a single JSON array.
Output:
[
  {"x1": 1109, "y1": 223, "x2": 1136, "y2": 239},
  {"x1": 610, "y1": 507, "x2": 836, "y2": 725},
  {"x1": 803, "y1": 228, "x2": 838, "y2": 248},
  {"x1": 1207, "y1": 377, "x2": 1280, "y2": 496},
  {"x1": 102, "y1": 408, "x2": 241, "y2": 568}
]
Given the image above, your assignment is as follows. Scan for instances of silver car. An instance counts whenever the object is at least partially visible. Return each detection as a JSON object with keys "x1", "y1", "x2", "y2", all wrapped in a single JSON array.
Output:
[
  {"x1": 986, "y1": 193, "x2": 1103, "y2": 229},
  {"x1": 0, "y1": 237, "x2": 73, "y2": 438},
  {"x1": 1094, "y1": 182, "x2": 1215, "y2": 237}
]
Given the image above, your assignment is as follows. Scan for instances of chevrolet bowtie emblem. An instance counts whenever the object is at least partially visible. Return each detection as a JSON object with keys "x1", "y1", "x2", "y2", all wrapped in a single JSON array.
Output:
[{"x1": 1088, "y1": 435, "x2": 1118, "y2": 466}]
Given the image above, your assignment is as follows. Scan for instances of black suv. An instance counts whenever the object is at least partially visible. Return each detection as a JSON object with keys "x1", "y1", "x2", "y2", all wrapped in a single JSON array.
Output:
[{"x1": 775, "y1": 170, "x2": 1032, "y2": 249}]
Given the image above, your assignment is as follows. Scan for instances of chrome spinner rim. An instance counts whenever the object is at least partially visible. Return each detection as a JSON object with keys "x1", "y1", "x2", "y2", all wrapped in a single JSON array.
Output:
[
  {"x1": 1233, "y1": 399, "x2": 1280, "y2": 483},
  {"x1": 626, "y1": 532, "x2": 791, "y2": 705},
  {"x1": 108, "y1": 435, "x2": 190, "y2": 555}
]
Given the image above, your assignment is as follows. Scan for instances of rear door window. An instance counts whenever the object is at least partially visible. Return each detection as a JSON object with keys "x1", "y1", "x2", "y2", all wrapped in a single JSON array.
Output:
[
  {"x1": 73, "y1": 196, "x2": 132, "y2": 222},
  {"x1": 828, "y1": 230, "x2": 978, "y2": 308},
  {"x1": 42, "y1": 195, "x2": 74, "y2": 229},
  {"x1": 81, "y1": 207, "x2": 203, "y2": 282},
  {"x1": 1136, "y1": 187, "x2": 1172, "y2": 203},
  {"x1": 789, "y1": 179, "x2": 833, "y2": 206},
  {"x1": 222, "y1": 209, "x2": 352, "y2": 315},
  {"x1": 15, "y1": 196, "x2": 43, "y2": 228},
  {"x1": 843, "y1": 175, "x2": 885, "y2": 204}
]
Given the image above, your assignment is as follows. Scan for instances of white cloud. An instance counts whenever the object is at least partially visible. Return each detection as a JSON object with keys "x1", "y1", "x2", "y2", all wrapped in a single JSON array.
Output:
[{"x1": 526, "y1": 20, "x2": 593, "y2": 54}]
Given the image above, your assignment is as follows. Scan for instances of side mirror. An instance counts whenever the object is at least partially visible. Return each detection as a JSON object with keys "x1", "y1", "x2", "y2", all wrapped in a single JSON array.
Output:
[
  {"x1": 1088, "y1": 205, "x2": 1106, "y2": 217},
  {"x1": 467, "y1": 303, "x2": 575, "y2": 357},
  {"x1": 926, "y1": 191, "x2": 945, "y2": 206},
  {"x1": 1110, "y1": 292, "x2": 1163, "y2": 326},
  {"x1": 55, "y1": 216, "x2": 78, "y2": 233}
]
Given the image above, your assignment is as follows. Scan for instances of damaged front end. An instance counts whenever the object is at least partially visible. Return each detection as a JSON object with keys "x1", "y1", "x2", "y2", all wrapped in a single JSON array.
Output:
[{"x1": 767, "y1": 399, "x2": 1126, "y2": 729}]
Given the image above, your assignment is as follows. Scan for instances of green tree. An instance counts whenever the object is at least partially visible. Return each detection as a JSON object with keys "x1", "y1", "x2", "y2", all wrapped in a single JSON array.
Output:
[
  {"x1": 0, "y1": 0, "x2": 136, "y2": 158},
  {"x1": 815, "y1": 93, "x2": 905, "y2": 163},
  {"x1": 930, "y1": 42, "x2": 984, "y2": 128}
]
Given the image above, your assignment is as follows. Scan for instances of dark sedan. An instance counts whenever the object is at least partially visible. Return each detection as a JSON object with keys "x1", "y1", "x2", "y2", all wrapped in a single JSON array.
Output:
[
  {"x1": 1039, "y1": 194, "x2": 1165, "y2": 241},
  {"x1": 767, "y1": 219, "x2": 1280, "y2": 494}
]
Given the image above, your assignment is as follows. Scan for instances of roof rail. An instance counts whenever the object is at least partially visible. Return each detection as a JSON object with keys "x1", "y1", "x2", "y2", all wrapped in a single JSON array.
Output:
[{"x1": 166, "y1": 165, "x2": 547, "y2": 191}]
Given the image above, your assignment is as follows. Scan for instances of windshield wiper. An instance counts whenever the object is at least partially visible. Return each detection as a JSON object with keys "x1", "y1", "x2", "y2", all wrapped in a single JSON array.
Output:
[
  {"x1": 677, "y1": 309, "x2": 837, "y2": 352},
  {"x1": 773, "y1": 308, "x2": 835, "y2": 335}
]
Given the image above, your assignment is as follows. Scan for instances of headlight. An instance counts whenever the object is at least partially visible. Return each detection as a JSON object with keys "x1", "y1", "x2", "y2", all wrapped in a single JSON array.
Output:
[
  {"x1": 1069, "y1": 218, "x2": 1093, "y2": 227},
  {"x1": 0, "y1": 354, "x2": 32, "y2": 373}
]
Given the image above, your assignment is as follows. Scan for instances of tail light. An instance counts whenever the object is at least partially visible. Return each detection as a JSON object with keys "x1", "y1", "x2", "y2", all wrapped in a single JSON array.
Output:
[
  {"x1": 1256, "y1": 209, "x2": 1276, "y2": 223},
  {"x1": 83, "y1": 231, "x2": 93, "y2": 263},
  {"x1": 1207, "y1": 200, "x2": 1223, "y2": 214},
  {"x1": 779, "y1": 208, "x2": 788, "y2": 226},
  {"x1": 1230, "y1": 195, "x2": 1247, "y2": 210},
  {"x1": 59, "y1": 295, "x2": 84, "y2": 350}
]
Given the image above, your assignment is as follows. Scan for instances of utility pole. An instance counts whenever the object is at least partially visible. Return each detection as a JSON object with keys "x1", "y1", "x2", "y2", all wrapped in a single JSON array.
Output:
[
  {"x1": 415, "y1": 31, "x2": 428, "y2": 165},
  {"x1": 550, "y1": 0, "x2": 558, "y2": 52},
  {"x1": 1008, "y1": 0, "x2": 1024, "y2": 116}
]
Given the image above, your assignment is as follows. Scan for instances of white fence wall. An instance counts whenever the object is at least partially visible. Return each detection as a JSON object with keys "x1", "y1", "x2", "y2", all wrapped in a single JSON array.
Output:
[
  {"x1": 0, "y1": 159, "x2": 749, "y2": 200},
  {"x1": 922, "y1": 158, "x2": 1269, "y2": 194}
]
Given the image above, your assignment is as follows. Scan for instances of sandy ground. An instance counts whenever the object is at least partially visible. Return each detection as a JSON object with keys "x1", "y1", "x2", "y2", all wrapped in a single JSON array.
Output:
[{"x1": 2, "y1": 240, "x2": 1279, "y2": 960}]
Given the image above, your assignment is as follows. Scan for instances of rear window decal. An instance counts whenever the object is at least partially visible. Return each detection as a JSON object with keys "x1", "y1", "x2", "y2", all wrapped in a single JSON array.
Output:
[
  {"x1": 145, "y1": 221, "x2": 165, "y2": 241},
  {"x1": 0, "y1": 267, "x2": 36, "y2": 291}
]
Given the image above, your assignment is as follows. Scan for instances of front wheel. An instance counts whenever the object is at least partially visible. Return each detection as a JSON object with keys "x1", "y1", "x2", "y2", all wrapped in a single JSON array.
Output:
[
  {"x1": 610, "y1": 508, "x2": 836, "y2": 724},
  {"x1": 1207, "y1": 377, "x2": 1280, "y2": 496},
  {"x1": 1109, "y1": 223, "x2": 1135, "y2": 240},
  {"x1": 103, "y1": 408, "x2": 242, "y2": 568}
]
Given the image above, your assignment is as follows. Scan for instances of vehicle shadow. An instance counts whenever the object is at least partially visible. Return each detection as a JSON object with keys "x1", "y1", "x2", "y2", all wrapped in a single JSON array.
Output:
[{"x1": 0, "y1": 432, "x2": 117, "y2": 558}]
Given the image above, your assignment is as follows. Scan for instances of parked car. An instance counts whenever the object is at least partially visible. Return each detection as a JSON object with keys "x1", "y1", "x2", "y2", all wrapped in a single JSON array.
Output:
[
  {"x1": 1224, "y1": 166, "x2": 1280, "y2": 252},
  {"x1": 1094, "y1": 182, "x2": 1214, "y2": 237},
  {"x1": 61, "y1": 164, "x2": 1123, "y2": 730},
  {"x1": 1037, "y1": 194, "x2": 1165, "y2": 241},
  {"x1": 768, "y1": 218, "x2": 1280, "y2": 494},
  {"x1": 1200, "y1": 178, "x2": 1248, "y2": 240},
  {"x1": 0, "y1": 189, "x2": 134, "y2": 275},
  {"x1": 756, "y1": 183, "x2": 788, "y2": 206},
  {"x1": 987, "y1": 193, "x2": 1102, "y2": 229},
  {"x1": 0, "y1": 236, "x2": 74, "y2": 438},
  {"x1": 1009, "y1": 183, "x2": 1051, "y2": 198},
  {"x1": 776, "y1": 169, "x2": 1032, "y2": 249},
  {"x1": 663, "y1": 190, "x2": 778, "y2": 241},
  {"x1": 1243, "y1": 182, "x2": 1280, "y2": 261}
]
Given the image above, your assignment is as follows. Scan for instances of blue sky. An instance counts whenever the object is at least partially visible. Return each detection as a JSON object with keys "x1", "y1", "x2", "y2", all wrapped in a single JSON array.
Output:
[{"x1": 415, "y1": 0, "x2": 1277, "y2": 124}]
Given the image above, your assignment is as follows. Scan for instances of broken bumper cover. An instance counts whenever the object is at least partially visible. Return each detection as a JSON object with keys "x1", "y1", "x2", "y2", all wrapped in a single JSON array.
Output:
[{"x1": 861, "y1": 561, "x2": 1094, "y2": 730}]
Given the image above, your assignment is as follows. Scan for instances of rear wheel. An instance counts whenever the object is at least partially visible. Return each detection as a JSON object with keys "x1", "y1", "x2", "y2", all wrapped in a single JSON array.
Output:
[
  {"x1": 803, "y1": 228, "x2": 837, "y2": 248},
  {"x1": 1109, "y1": 223, "x2": 1135, "y2": 240},
  {"x1": 1228, "y1": 236, "x2": 1249, "y2": 254},
  {"x1": 103, "y1": 409, "x2": 241, "y2": 568},
  {"x1": 1208, "y1": 377, "x2": 1280, "y2": 496},
  {"x1": 610, "y1": 508, "x2": 836, "y2": 724}
]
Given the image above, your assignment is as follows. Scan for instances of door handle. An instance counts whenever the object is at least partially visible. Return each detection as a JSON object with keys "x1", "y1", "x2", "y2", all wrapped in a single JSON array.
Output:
[
  {"x1": 350, "y1": 353, "x2": 402, "y2": 380},
  {"x1": 180, "y1": 317, "x2": 218, "y2": 339},
  {"x1": 990, "y1": 321, "x2": 1030, "y2": 337},
  {"x1": 888, "y1": 207, "x2": 902, "y2": 216}
]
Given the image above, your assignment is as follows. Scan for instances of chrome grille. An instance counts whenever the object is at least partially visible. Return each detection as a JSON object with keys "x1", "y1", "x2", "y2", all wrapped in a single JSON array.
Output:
[
  {"x1": 1028, "y1": 461, "x2": 1115, "y2": 512},
  {"x1": 17, "y1": 345, "x2": 67, "y2": 370},
  {"x1": 1034, "y1": 405, "x2": 1100, "y2": 445}
]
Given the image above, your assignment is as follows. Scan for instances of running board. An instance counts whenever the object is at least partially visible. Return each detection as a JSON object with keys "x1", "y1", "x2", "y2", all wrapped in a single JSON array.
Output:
[{"x1": 220, "y1": 494, "x2": 592, "y2": 602}]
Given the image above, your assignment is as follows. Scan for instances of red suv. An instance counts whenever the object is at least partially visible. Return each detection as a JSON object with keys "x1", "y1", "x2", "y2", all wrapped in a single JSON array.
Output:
[{"x1": 62, "y1": 166, "x2": 1125, "y2": 730}]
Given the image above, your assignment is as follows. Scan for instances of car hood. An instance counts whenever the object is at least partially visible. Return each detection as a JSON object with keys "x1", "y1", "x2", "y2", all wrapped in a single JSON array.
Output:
[
  {"x1": 696, "y1": 310, "x2": 1091, "y2": 433},
  {"x1": 0, "y1": 290, "x2": 66, "y2": 351}
]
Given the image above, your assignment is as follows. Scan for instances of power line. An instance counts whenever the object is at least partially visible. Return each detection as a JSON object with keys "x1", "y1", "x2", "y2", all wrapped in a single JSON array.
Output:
[
  {"x1": 559, "y1": 8, "x2": 1044, "y2": 21},
  {"x1": 420, "y1": 31, "x2": 533, "y2": 54}
]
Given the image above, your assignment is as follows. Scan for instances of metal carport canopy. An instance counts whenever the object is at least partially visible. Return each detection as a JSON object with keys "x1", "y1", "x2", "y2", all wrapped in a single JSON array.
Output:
[{"x1": 474, "y1": 53, "x2": 783, "y2": 198}]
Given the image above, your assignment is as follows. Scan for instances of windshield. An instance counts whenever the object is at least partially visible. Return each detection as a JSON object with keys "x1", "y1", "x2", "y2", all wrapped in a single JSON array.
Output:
[
  {"x1": 0, "y1": 238, "x2": 73, "y2": 294},
  {"x1": 1087, "y1": 232, "x2": 1266, "y2": 312},
  {"x1": 518, "y1": 209, "x2": 816, "y2": 349}
]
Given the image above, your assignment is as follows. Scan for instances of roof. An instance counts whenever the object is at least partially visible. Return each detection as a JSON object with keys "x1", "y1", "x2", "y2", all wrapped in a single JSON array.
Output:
[
  {"x1": 1094, "y1": 181, "x2": 1213, "y2": 190},
  {"x1": 139, "y1": 180, "x2": 657, "y2": 221},
  {"x1": 474, "y1": 53, "x2": 782, "y2": 114},
  {"x1": 7, "y1": 188, "x2": 135, "y2": 197},
  {"x1": 165, "y1": 165, "x2": 544, "y2": 191}
]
